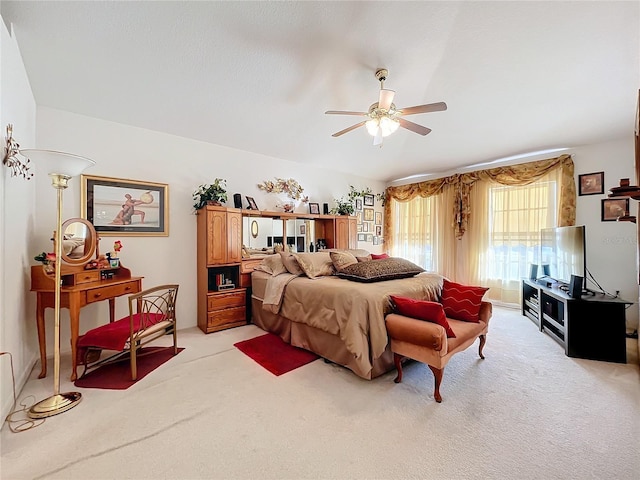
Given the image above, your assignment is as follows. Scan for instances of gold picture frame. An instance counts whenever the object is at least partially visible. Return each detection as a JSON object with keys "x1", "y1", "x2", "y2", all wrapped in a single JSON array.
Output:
[
  {"x1": 81, "y1": 175, "x2": 169, "y2": 236},
  {"x1": 364, "y1": 208, "x2": 374, "y2": 221}
]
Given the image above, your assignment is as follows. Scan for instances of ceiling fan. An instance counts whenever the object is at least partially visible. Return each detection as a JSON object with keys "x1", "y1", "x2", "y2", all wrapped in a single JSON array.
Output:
[{"x1": 325, "y1": 68, "x2": 447, "y2": 146}]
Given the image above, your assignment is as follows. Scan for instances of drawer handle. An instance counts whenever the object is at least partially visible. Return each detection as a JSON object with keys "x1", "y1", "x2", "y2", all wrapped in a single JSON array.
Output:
[
  {"x1": 94, "y1": 293, "x2": 102, "y2": 298},
  {"x1": 125, "y1": 286, "x2": 132, "y2": 291}
]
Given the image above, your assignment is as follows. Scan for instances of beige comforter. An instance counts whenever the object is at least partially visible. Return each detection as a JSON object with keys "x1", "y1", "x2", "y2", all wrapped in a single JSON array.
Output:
[{"x1": 260, "y1": 272, "x2": 443, "y2": 375}]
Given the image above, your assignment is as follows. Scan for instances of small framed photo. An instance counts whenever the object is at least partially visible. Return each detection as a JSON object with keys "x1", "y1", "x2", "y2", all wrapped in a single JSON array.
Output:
[
  {"x1": 601, "y1": 198, "x2": 629, "y2": 221},
  {"x1": 375, "y1": 225, "x2": 382, "y2": 236},
  {"x1": 308, "y1": 202, "x2": 320, "y2": 214},
  {"x1": 246, "y1": 196, "x2": 259, "y2": 210},
  {"x1": 355, "y1": 198, "x2": 363, "y2": 211},
  {"x1": 356, "y1": 211, "x2": 362, "y2": 223},
  {"x1": 362, "y1": 222, "x2": 369, "y2": 232},
  {"x1": 357, "y1": 224, "x2": 363, "y2": 232},
  {"x1": 299, "y1": 224, "x2": 306, "y2": 235},
  {"x1": 357, "y1": 233, "x2": 366, "y2": 241},
  {"x1": 366, "y1": 234, "x2": 374, "y2": 242},
  {"x1": 364, "y1": 208, "x2": 374, "y2": 221},
  {"x1": 363, "y1": 194, "x2": 375, "y2": 206},
  {"x1": 81, "y1": 175, "x2": 168, "y2": 236},
  {"x1": 373, "y1": 236, "x2": 379, "y2": 246},
  {"x1": 579, "y1": 172, "x2": 604, "y2": 196},
  {"x1": 374, "y1": 211, "x2": 382, "y2": 225}
]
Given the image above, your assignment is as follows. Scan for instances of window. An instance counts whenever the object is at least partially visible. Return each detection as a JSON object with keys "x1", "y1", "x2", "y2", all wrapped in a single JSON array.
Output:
[
  {"x1": 484, "y1": 180, "x2": 557, "y2": 282},
  {"x1": 391, "y1": 196, "x2": 435, "y2": 271}
]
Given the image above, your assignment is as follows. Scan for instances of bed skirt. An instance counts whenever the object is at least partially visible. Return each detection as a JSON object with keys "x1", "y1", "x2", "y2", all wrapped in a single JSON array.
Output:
[{"x1": 251, "y1": 296, "x2": 394, "y2": 379}]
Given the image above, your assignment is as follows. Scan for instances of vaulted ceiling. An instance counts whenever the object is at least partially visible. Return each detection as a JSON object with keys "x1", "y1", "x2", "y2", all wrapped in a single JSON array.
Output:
[{"x1": 2, "y1": 1, "x2": 638, "y2": 183}]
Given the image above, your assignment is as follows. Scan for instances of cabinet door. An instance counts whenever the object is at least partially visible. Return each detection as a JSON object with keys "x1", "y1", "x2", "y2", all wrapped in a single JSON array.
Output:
[
  {"x1": 334, "y1": 216, "x2": 350, "y2": 249},
  {"x1": 207, "y1": 209, "x2": 227, "y2": 265},
  {"x1": 348, "y1": 217, "x2": 357, "y2": 249},
  {"x1": 227, "y1": 211, "x2": 242, "y2": 263}
]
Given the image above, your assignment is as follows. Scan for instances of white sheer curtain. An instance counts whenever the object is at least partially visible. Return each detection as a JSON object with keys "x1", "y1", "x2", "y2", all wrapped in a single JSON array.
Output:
[
  {"x1": 466, "y1": 169, "x2": 561, "y2": 304},
  {"x1": 390, "y1": 185, "x2": 457, "y2": 278}
]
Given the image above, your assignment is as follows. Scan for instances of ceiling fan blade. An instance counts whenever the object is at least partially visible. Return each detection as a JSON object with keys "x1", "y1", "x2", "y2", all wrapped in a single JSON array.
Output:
[
  {"x1": 399, "y1": 102, "x2": 447, "y2": 116},
  {"x1": 398, "y1": 118, "x2": 432, "y2": 136},
  {"x1": 325, "y1": 110, "x2": 367, "y2": 116},
  {"x1": 332, "y1": 121, "x2": 367, "y2": 137},
  {"x1": 378, "y1": 89, "x2": 395, "y2": 111}
]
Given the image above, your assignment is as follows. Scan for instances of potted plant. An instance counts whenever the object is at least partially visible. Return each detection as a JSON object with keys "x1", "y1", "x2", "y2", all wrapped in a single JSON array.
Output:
[
  {"x1": 193, "y1": 179, "x2": 228, "y2": 210},
  {"x1": 331, "y1": 196, "x2": 354, "y2": 215}
]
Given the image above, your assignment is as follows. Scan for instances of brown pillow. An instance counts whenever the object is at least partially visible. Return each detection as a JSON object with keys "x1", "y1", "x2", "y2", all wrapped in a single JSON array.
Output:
[
  {"x1": 329, "y1": 251, "x2": 358, "y2": 272},
  {"x1": 279, "y1": 252, "x2": 304, "y2": 276},
  {"x1": 254, "y1": 254, "x2": 288, "y2": 276},
  {"x1": 356, "y1": 255, "x2": 372, "y2": 262},
  {"x1": 337, "y1": 257, "x2": 424, "y2": 283},
  {"x1": 293, "y1": 252, "x2": 336, "y2": 279}
]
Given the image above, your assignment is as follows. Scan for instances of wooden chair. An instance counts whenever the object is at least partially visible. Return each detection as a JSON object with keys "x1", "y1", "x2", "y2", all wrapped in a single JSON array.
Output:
[{"x1": 77, "y1": 284, "x2": 179, "y2": 380}]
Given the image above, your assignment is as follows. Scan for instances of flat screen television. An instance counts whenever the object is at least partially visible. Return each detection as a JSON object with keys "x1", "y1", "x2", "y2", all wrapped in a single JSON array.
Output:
[{"x1": 540, "y1": 225, "x2": 586, "y2": 287}]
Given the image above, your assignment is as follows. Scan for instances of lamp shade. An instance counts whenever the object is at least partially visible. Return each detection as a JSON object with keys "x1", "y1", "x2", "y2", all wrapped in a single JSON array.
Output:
[{"x1": 20, "y1": 149, "x2": 95, "y2": 177}]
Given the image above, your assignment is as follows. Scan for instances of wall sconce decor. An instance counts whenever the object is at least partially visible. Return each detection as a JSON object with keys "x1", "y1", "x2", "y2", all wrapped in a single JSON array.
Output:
[{"x1": 2, "y1": 124, "x2": 34, "y2": 180}]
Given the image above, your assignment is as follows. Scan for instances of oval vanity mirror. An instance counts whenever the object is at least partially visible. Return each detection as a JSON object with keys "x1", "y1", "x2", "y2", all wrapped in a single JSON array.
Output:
[{"x1": 59, "y1": 218, "x2": 97, "y2": 265}]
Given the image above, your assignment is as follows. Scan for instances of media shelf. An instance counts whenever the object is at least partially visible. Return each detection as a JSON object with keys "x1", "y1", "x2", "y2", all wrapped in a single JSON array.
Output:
[{"x1": 521, "y1": 279, "x2": 631, "y2": 363}]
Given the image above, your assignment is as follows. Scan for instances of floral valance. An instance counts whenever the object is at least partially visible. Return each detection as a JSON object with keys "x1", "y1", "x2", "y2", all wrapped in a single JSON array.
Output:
[{"x1": 384, "y1": 154, "x2": 575, "y2": 239}]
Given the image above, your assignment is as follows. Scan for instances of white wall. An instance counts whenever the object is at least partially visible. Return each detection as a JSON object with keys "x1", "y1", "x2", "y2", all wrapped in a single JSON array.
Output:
[
  {"x1": 0, "y1": 18, "x2": 37, "y2": 424},
  {"x1": 34, "y1": 107, "x2": 386, "y2": 355},
  {"x1": 573, "y1": 137, "x2": 638, "y2": 330}
]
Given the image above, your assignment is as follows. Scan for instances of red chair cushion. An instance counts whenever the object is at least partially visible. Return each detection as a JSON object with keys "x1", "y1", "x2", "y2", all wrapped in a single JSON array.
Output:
[
  {"x1": 390, "y1": 295, "x2": 456, "y2": 338},
  {"x1": 77, "y1": 313, "x2": 166, "y2": 354},
  {"x1": 440, "y1": 279, "x2": 489, "y2": 323}
]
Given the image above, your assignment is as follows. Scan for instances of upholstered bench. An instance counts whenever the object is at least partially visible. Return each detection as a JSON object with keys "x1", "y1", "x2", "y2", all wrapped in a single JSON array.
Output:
[{"x1": 385, "y1": 301, "x2": 492, "y2": 402}]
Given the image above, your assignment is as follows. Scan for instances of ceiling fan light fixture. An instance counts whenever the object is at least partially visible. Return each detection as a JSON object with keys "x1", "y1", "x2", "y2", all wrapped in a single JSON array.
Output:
[
  {"x1": 380, "y1": 116, "x2": 399, "y2": 136},
  {"x1": 365, "y1": 119, "x2": 379, "y2": 136}
]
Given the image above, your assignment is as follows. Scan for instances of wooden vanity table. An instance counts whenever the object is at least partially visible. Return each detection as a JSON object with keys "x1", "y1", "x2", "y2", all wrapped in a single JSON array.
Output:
[
  {"x1": 30, "y1": 217, "x2": 142, "y2": 381},
  {"x1": 31, "y1": 263, "x2": 142, "y2": 381}
]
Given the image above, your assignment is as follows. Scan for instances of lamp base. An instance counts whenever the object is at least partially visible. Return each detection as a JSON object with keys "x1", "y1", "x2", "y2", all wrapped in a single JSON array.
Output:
[{"x1": 27, "y1": 392, "x2": 82, "y2": 419}]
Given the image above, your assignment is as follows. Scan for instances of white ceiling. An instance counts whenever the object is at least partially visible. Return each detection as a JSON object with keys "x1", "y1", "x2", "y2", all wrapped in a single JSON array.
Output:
[{"x1": 2, "y1": 1, "x2": 639, "y2": 183}]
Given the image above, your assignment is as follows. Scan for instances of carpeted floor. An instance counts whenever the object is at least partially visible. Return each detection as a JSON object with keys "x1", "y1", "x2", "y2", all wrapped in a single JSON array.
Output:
[{"x1": 1, "y1": 306, "x2": 639, "y2": 479}]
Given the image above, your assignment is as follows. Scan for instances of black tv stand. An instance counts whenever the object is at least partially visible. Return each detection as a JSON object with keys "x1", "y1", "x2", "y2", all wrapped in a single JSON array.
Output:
[{"x1": 521, "y1": 279, "x2": 631, "y2": 363}]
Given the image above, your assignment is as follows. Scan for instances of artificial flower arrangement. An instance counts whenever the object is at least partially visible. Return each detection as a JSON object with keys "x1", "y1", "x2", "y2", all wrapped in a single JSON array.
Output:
[
  {"x1": 193, "y1": 178, "x2": 228, "y2": 210},
  {"x1": 257, "y1": 177, "x2": 309, "y2": 203},
  {"x1": 330, "y1": 196, "x2": 355, "y2": 215}
]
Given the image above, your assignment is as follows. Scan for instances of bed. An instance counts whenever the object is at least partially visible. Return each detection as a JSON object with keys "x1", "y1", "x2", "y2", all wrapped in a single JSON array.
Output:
[{"x1": 251, "y1": 267, "x2": 443, "y2": 379}]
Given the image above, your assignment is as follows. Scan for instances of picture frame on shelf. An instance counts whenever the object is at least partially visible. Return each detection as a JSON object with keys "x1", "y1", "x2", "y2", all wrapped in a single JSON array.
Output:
[
  {"x1": 246, "y1": 196, "x2": 259, "y2": 210},
  {"x1": 309, "y1": 202, "x2": 320, "y2": 214},
  {"x1": 364, "y1": 208, "x2": 374, "y2": 221},
  {"x1": 355, "y1": 198, "x2": 363, "y2": 210},
  {"x1": 601, "y1": 198, "x2": 629, "y2": 221},
  {"x1": 375, "y1": 211, "x2": 382, "y2": 225},
  {"x1": 579, "y1": 172, "x2": 604, "y2": 196},
  {"x1": 81, "y1": 174, "x2": 168, "y2": 236},
  {"x1": 363, "y1": 194, "x2": 374, "y2": 206}
]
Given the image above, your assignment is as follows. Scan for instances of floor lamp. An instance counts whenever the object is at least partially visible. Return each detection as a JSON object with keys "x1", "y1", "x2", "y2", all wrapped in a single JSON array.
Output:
[{"x1": 21, "y1": 149, "x2": 95, "y2": 419}]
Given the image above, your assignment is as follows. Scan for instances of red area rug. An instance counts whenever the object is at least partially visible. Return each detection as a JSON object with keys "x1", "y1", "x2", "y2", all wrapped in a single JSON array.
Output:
[
  {"x1": 74, "y1": 347, "x2": 184, "y2": 390},
  {"x1": 234, "y1": 333, "x2": 318, "y2": 376}
]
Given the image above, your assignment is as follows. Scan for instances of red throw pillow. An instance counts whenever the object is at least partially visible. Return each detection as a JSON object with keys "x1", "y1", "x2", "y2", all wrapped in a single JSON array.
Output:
[
  {"x1": 390, "y1": 295, "x2": 456, "y2": 338},
  {"x1": 371, "y1": 253, "x2": 389, "y2": 260},
  {"x1": 440, "y1": 279, "x2": 489, "y2": 322}
]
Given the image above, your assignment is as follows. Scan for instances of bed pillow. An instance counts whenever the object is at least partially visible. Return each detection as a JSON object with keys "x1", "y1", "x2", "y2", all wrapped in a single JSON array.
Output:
[
  {"x1": 293, "y1": 252, "x2": 335, "y2": 279},
  {"x1": 356, "y1": 255, "x2": 372, "y2": 262},
  {"x1": 254, "y1": 254, "x2": 288, "y2": 276},
  {"x1": 329, "y1": 251, "x2": 358, "y2": 272},
  {"x1": 337, "y1": 257, "x2": 424, "y2": 283},
  {"x1": 371, "y1": 253, "x2": 389, "y2": 260},
  {"x1": 390, "y1": 296, "x2": 456, "y2": 338},
  {"x1": 279, "y1": 252, "x2": 304, "y2": 276},
  {"x1": 440, "y1": 279, "x2": 489, "y2": 323}
]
